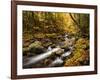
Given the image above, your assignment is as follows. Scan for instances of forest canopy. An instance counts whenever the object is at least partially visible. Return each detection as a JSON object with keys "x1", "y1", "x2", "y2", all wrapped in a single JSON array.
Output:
[{"x1": 23, "y1": 11, "x2": 89, "y2": 39}]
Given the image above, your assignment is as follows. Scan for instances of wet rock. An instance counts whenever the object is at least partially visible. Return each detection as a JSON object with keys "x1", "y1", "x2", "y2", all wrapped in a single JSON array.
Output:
[
  {"x1": 49, "y1": 53, "x2": 57, "y2": 60},
  {"x1": 55, "y1": 49, "x2": 64, "y2": 56},
  {"x1": 44, "y1": 59, "x2": 53, "y2": 66}
]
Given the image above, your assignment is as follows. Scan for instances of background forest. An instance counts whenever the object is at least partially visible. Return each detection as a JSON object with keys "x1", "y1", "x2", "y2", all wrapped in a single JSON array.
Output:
[{"x1": 22, "y1": 11, "x2": 90, "y2": 68}]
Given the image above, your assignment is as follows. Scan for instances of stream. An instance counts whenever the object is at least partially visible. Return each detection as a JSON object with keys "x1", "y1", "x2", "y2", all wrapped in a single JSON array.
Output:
[
  {"x1": 23, "y1": 34, "x2": 75, "y2": 68},
  {"x1": 23, "y1": 46, "x2": 73, "y2": 68},
  {"x1": 23, "y1": 48, "x2": 60, "y2": 67}
]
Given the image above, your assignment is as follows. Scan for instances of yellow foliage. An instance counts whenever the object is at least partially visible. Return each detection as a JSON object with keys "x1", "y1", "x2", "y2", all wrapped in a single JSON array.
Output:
[
  {"x1": 64, "y1": 38, "x2": 89, "y2": 66},
  {"x1": 75, "y1": 38, "x2": 89, "y2": 49},
  {"x1": 64, "y1": 49, "x2": 89, "y2": 66}
]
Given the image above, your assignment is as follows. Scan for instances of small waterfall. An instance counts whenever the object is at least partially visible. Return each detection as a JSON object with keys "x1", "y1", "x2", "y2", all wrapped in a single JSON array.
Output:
[
  {"x1": 61, "y1": 51, "x2": 72, "y2": 58},
  {"x1": 48, "y1": 57, "x2": 63, "y2": 67},
  {"x1": 65, "y1": 34, "x2": 68, "y2": 37},
  {"x1": 47, "y1": 46, "x2": 52, "y2": 51},
  {"x1": 23, "y1": 33, "x2": 75, "y2": 68},
  {"x1": 23, "y1": 48, "x2": 60, "y2": 67}
]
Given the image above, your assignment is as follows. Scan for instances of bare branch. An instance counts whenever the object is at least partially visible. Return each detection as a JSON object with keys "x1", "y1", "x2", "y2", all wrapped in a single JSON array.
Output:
[{"x1": 69, "y1": 13, "x2": 80, "y2": 27}]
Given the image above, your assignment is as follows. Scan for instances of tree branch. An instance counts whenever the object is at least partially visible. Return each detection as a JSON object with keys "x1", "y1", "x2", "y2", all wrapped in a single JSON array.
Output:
[{"x1": 69, "y1": 13, "x2": 80, "y2": 27}]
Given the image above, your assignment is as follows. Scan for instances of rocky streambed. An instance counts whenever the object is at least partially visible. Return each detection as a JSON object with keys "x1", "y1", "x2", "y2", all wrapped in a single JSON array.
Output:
[{"x1": 23, "y1": 34, "x2": 76, "y2": 68}]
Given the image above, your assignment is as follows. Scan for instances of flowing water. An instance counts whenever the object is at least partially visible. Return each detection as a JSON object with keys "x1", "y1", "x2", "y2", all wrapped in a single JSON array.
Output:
[
  {"x1": 24, "y1": 48, "x2": 60, "y2": 67},
  {"x1": 23, "y1": 34, "x2": 74, "y2": 68},
  {"x1": 48, "y1": 49, "x2": 72, "y2": 67},
  {"x1": 48, "y1": 57, "x2": 63, "y2": 67},
  {"x1": 61, "y1": 51, "x2": 72, "y2": 58}
]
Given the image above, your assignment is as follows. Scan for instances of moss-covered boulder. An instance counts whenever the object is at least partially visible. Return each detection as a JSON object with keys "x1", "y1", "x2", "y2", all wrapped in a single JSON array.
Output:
[
  {"x1": 42, "y1": 42, "x2": 53, "y2": 48},
  {"x1": 74, "y1": 38, "x2": 89, "y2": 49},
  {"x1": 46, "y1": 33, "x2": 57, "y2": 39},
  {"x1": 29, "y1": 41, "x2": 44, "y2": 54},
  {"x1": 23, "y1": 47, "x2": 30, "y2": 56}
]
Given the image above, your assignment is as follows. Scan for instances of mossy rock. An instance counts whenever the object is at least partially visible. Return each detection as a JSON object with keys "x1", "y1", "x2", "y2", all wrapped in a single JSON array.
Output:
[
  {"x1": 42, "y1": 42, "x2": 53, "y2": 48},
  {"x1": 29, "y1": 41, "x2": 44, "y2": 54},
  {"x1": 51, "y1": 44, "x2": 56, "y2": 48},
  {"x1": 23, "y1": 42, "x2": 30, "y2": 47},
  {"x1": 23, "y1": 47, "x2": 30, "y2": 56},
  {"x1": 74, "y1": 38, "x2": 89, "y2": 49},
  {"x1": 60, "y1": 41, "x2": 69, "y2": 51},
  {"x1": 29, "y1": 41, "x2": 42, "y2": 49},
  {"x1": 30, "y1": 47, "x2": 44, "y2": 54},
  {"x1": 46, "y1": 33, "x2": 57, "y2": 39},
  {"x1": 34, "y1": 33, "x2": 45, "y2": 39}
]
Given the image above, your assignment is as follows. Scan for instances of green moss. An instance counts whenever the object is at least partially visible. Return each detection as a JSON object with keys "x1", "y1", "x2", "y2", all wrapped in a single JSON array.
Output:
[
  {"x1": 74, "y1": 38, "x2": 89, "y2": 49},
  {"x1": 45, "y1": 33, "x2": 57, "y2": 38},
  {"x1": 34, "y1": 33, "x2": 45, "y2": 39},
  {"x1": 29, "y1": 41, "x2": 42, "y2": 49}
]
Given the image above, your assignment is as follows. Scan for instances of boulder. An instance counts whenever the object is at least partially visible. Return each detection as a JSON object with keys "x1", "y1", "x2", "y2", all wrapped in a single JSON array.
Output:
[
  {"x1": 29, "y1": 41, "x2": 42, "y2": 48},
  {"x1": 55, "y1": 49, "x2": 64, "y2": 56},
  {"x1": 23, "y1": 47, "x2": 30, "y2": 56},
  {"x1": 29, "y1": 41, "x2": 44, "y2": 54},
  {"x1": 59, "y1": 41, "x2": 69, "y2": 52},
  {"x1": 42, "y1": 42, "x2": 52, "y2": 48},
  {"x1": 23, "y1": 42, "x2": 30, "y2": 47},
  {"x1": 51, "y1": 44, "x2": 56, "y2": 48}
]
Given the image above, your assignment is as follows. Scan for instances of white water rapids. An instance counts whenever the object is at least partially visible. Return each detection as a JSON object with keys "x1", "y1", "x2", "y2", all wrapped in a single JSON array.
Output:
[
  {"x1": 24, "y1": 47, "x2": 73, "y2": 67},
  {"x1": 24, "y1": 48, "x2": 60, "y2": 66},
  {"x1": 23, "y1": 34, "x2": 74, "y2": 67}
]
